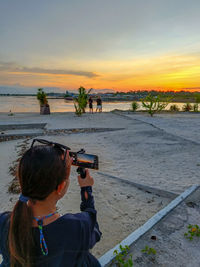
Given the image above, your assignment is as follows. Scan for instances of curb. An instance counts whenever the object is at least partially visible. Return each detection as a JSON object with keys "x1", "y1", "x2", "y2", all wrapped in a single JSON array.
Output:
[
  {"x1": 98, "y1": 185, "x2": 200, "y2": 266},
  {"x1": 0, "y1": 123, "x2": 47, "y2": 130}
]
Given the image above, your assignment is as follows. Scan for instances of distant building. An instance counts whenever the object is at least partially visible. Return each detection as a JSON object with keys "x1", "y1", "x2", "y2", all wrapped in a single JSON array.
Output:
[{"x1": 65, "y1": 90, "x2": 74, "y2": 96}]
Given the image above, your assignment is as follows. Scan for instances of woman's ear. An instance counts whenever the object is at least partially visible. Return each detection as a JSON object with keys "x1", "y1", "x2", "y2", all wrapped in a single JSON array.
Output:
[{"x1": 57, "y1": 180, "x2": 66, "y2": 195}]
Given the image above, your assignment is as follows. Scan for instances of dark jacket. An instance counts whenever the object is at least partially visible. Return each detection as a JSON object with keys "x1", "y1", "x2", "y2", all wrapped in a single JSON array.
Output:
[{"x1": 0, "y1": 186, "x2": 101, "y2": 266}]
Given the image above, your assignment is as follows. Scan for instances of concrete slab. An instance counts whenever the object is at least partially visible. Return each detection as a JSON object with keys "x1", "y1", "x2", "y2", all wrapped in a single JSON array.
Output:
[
  {"x1": 98, "y1": 185, "x2": 200, "y2": 266},
  {"x1": 98, "y1": 172, "x2": 178, "y2": 199},
  {"x1": 1, "y1": 129, "x2": 44, "y2": 135}
]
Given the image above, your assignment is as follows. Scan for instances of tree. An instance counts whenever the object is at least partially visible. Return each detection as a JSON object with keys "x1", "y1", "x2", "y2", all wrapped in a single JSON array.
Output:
[
  {"x1": 74, "y1": 86, "x2": 92, "y2": 116},
  {"x1": 141, "y1": 94, "x2": 172, "y2": 117}
]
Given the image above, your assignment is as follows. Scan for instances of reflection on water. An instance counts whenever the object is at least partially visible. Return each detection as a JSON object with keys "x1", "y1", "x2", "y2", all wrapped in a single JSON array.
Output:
[{"x1": 0, "y1": 96, "x2": 194, "y2": 113}]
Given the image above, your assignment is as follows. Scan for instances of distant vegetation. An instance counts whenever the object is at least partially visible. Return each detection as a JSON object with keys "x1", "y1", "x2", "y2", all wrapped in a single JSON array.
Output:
[
  {"x1": 1, "y1": 90, "x2": 200, "y2": 103},
  {"x1": 113, "y1": 90, "x2": 200, "y2": 103}
]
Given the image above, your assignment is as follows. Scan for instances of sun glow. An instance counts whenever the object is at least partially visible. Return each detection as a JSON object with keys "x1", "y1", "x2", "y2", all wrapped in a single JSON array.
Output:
[{"x1": 1, "y1": 53, "x2": 200, "y2": 92}]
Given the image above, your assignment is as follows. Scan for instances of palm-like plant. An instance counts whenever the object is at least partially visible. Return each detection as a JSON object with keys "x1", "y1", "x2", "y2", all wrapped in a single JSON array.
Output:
[
  {"x1": 74, "y1": 87, "x2": 92, "y2": 115},
  {"x1": 36, "y1": 88, "x2": 50, "y2": 114}
]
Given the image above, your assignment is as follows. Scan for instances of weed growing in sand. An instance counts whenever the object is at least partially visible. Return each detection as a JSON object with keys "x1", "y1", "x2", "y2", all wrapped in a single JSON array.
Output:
[
  {"x1": 184, "y1": 224, "x2": 200, "y2": 240},
  {"x1": 141, "y1": 245, "x2": 157, "y2": 255},
  {"x1": 113, "y1": 244, "x2": 133, "y2": 267},
  {"x1": 131, "y1": 101, "x2": 139, "y2": 112}
]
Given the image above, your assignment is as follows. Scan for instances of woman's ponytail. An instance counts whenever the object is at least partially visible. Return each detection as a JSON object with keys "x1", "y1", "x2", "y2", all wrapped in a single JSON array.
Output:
[
  {"x1": 9, "y1": 200, "x2": 34, "y2": 267},
  {"x1": 8, "y1": 145, "x2": 67, "y2": 266}
]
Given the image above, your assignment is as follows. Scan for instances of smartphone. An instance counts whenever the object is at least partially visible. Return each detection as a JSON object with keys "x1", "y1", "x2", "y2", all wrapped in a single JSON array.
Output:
[{"x1": 69, "y1": 152, "x2": 99, "y2": 170}]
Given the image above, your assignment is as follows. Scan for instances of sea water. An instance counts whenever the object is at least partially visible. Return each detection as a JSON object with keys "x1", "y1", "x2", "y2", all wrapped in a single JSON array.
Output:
[{"x1": 0, "y1": 96, "x2": 190, "y2": 113}]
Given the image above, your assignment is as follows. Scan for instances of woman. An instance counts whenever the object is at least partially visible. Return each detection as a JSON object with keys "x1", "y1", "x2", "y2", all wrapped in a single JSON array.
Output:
[{"x1": 0, "y1": 139, "x2": 101, "y2": 267}]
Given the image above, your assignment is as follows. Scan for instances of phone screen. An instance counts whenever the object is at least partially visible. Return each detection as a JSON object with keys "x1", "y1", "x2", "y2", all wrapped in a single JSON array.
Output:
[{"x1": 70, "y1": 152, "x2": 99, "y2": 169}]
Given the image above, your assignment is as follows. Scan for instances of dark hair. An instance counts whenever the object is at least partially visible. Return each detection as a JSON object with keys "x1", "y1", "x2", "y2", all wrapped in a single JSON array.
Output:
[{"x1": 8, "y1": 145, "x2": 68, "y2": 267}]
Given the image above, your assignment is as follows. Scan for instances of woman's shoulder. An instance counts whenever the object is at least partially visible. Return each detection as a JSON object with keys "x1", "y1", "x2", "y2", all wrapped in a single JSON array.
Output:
[
  {"x1": 59, "y1": 212, "x2": 91, "y2": 223},
  {"x1": 42, "y1": 212, "x2": 90, "y2": 229},
  {"x1": 60, "y1": 212, "x2": 96, "y2": 233},
  {"x1": 50, "y1": 212, "x2": 93, "y2": 232}
]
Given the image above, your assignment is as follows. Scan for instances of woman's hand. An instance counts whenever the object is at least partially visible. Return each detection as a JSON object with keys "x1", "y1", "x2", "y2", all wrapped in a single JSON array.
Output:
[{"x1": 78, "y1": 169, "x2": 94, "y2": 187}]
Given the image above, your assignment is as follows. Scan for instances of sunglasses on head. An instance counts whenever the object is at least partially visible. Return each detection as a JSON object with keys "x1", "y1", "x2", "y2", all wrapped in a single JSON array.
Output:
[{"x1": 31, "y1": 139, "x2": 71, "y2": 164}]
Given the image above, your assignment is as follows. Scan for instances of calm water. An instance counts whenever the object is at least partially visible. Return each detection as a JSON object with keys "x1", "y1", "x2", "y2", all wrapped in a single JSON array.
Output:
[{"x1": 0, "y1": 96, "x2": 190, "y2": 113}]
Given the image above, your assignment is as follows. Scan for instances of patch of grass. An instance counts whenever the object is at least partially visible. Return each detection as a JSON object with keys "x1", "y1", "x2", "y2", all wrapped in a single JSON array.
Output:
[
  {"x1": 184, "y1": 224, "x2": 200, "y2": 240},
  {"x1": 141, "y1": 245, "x2": 157, "y2": 255},
  {"x1": 112, "y1": 244, "x2": 133, "y2": 267}
]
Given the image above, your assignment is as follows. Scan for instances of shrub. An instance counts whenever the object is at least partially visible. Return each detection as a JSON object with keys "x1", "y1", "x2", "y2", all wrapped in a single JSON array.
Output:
[
  {"x1": 141, "y1": 94, "x2": 172, "y2": 117},
  {"x1": 131, "y1": 101, "x2": 139, "y2": 112},
  {"x1": 182, "y1": 103, "x2": 192, "y2": 112},
  {"x1": 170, "y1": 104, "x2": 180, "y2": 112},
  {"x1": 193, "y1": 103, "x2": 199, "y2": 112}
]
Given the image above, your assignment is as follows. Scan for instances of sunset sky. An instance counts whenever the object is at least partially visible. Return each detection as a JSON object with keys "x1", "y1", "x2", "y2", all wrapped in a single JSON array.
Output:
[{"x1": 0, "y1": 0, "x2": 200, "y2": 92}]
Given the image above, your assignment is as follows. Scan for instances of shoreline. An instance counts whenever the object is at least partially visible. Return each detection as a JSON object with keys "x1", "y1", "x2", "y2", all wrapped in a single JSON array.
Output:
[
  {"x1": 0, "y1": 94, "x2": 198, "y2": 103},
  {"x1": 0, "y1": 110, "x2": 199, "y2": 116}
]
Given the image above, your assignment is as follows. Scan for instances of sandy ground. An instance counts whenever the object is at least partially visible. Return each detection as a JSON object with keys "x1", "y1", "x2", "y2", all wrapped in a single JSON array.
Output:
[{"x1": 0, "y1": 111, "x2": 200, "y2": 265}]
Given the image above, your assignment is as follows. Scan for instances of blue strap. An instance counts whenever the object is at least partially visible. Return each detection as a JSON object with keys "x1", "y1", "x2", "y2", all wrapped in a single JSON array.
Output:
[
  {"x1": 34, "y1": 211, "x2": 57, "y2": 256},
  {"x1": 19, "y1": 194, "x2": 29, "y2": 203}
]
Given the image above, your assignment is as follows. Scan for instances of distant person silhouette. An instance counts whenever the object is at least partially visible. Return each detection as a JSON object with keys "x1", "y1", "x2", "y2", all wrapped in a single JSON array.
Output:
[
  {"x1": 96, "y1": 96, "x2": 102, "y2": 113},
  {"x1": 89, "y1": 96, "x2": 93, "y2": 113}
]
